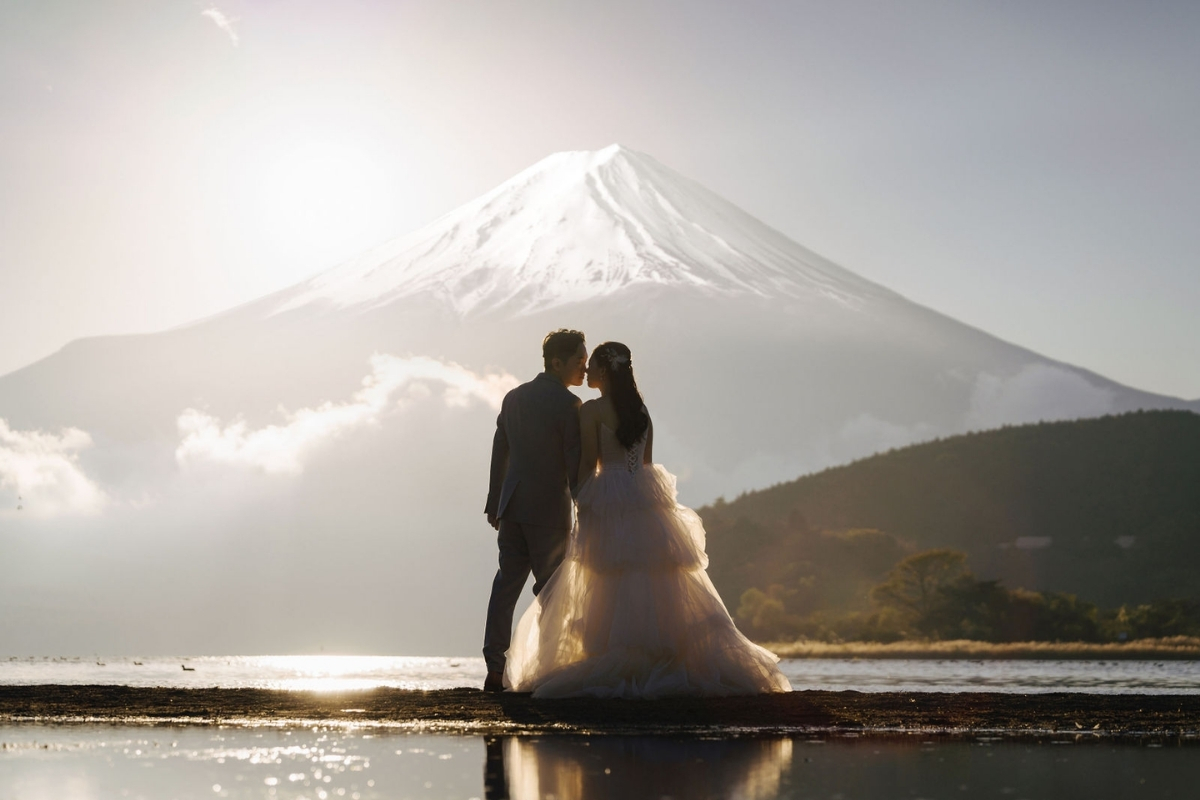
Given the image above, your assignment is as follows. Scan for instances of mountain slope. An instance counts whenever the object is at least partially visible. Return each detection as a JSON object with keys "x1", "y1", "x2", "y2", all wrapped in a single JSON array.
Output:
[
  {"x1": 3, "y1": 146, "x2": 1192, "y2": 482},
  {"x1": 702, "y1": 410, "x2": 1200, "y2": 611},
  {"x1": 0, "y1": 145, "x2": 1195, "y2": 654}
]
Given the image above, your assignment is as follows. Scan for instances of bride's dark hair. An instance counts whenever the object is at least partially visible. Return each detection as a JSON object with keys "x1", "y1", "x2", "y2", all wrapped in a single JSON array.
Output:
[{"x1": 592, "y1": 341, "x2": 649, "y2": 449}]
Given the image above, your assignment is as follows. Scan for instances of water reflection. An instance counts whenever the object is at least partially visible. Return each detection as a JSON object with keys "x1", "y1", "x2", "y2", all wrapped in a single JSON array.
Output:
[
  {"x1": 483, "y1": 735, "x2": 792, "y2": 800},
  {"x1": 4, "y1": 725, "x2": 1199, "y2": 799}
]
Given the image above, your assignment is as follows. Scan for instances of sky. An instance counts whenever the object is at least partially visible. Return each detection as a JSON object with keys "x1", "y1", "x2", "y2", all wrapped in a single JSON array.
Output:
[{"x1": 2, "y1": 0, "x2": 1198, "y2": 399}]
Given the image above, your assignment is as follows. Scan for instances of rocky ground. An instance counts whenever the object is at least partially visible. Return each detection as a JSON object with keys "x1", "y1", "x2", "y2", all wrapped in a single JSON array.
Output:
[{"x1": 2, "y1": 686, "x2": 1198, "y2": 738}]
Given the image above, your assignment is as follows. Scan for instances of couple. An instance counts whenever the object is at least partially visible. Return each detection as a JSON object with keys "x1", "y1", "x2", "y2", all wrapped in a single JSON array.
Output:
[{"x1": 482, "y1": 330, "x2": 791, "y2": 698}]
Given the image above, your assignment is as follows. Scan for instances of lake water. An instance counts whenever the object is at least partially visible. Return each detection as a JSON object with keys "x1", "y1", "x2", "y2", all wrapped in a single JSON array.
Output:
[
  {"x1": 2, "y1": 724, "x2": 1197, "y2": 799},
  {"x1": 6, "y1": 656, "x2": 1199, "y2": 797},
  {"x1": 5, "y1": 655, "x2": 1200, "y2": 694}
]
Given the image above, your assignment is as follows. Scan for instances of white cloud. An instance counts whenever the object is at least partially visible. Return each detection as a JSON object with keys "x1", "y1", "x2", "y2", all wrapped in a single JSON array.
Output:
[
  {"x1": 201, "y1": 7, "x2": 239, "y2": 46},
  {"x1": 175, "y1": 354, "x2": 518, "y2": 474},
  {"x1": 966, "y1": 363, "x2": 1114, "y2": 430},
  {"x1": 0, "y1": 419, "x2": 107, "y2": 517}
]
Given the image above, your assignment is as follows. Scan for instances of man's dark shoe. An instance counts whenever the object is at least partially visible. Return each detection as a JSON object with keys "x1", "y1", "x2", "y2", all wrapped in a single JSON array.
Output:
[{"x1": 483, "y1": 671, "x2": 505, "y2": 693}]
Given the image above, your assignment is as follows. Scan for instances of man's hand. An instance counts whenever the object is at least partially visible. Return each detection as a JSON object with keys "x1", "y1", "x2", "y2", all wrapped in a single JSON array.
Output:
[{"x1": 487, "y1": 513, "x2": 500, "y2": 530}]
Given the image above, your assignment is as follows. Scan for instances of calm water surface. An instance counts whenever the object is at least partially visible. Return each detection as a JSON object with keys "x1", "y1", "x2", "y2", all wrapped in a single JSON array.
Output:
[
  {"x1": 4, "y1": 655, "x2": 1200, "y2": 694},
  {"x1": 1, "y1": 724, "x2": 1196, "y2": 799}
]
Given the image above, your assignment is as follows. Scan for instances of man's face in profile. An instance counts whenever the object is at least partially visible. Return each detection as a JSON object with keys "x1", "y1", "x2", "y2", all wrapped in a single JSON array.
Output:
[{"x1": 562, "y1": 343, "x2": 587, "y2": 387}]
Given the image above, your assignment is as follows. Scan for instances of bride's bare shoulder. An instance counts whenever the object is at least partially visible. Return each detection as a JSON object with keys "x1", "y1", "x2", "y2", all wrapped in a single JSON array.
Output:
[
  {"x1": 581, "y1": 396, "x2": 613, "y2": 413},
  {"x1": 579, "y1": 397, "x2": 617, "y2": 427},
  {"x1": 579, "y1": 398, "x2": 602, "y2": 422}
]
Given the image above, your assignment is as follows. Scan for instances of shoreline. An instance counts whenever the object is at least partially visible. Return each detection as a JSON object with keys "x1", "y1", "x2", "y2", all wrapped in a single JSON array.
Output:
[
  {"x1": 2, "y1": 686, "x2": 1199, "y2": 738},
  {"x1": 765, "y1": 637, "x2": 1200, "y2": 660}
]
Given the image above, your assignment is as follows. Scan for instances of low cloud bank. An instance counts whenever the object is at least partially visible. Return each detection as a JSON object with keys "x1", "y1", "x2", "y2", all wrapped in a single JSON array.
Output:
[
  {"x1": 0, "y1": 419, "x2": 106, "y2": 516},
  {"x1": 967, "y1": 363, "x2": 1114, "y2": 430},
  {"x1": 176, "y1": 354, "x2": 517, "y2": 474}
]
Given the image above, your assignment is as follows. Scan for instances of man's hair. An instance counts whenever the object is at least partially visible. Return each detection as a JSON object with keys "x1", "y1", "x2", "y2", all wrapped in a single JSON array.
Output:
[{"x1": 542, "y1": 329, "x2": 585, "y2": 370}]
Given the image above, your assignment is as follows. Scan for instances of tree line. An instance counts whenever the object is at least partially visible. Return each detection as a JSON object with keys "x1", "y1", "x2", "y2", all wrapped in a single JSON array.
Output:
[{"x1": 736, "y1": 548, "x2": 1200, "y2": 644}]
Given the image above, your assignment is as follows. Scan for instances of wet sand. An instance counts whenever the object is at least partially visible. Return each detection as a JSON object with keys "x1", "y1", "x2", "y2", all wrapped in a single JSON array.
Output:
[{"x1": 2, "y1": 686, "x2": 1198, "y2": 737}]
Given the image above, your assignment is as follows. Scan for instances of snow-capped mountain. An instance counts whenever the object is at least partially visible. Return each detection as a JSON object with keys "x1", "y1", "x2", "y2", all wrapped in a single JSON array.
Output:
[
  {"x1": 272, "y1": 145, "x2": 890, "y2": 317},
  {"x1": 0, "y1": 145, "x2": 1194, "y2": 656}
]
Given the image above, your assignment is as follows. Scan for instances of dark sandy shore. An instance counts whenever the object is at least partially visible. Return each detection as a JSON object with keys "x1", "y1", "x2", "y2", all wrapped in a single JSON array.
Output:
[{"x1": 2, "y1": 686, "x2": 1199, "y2": 738}]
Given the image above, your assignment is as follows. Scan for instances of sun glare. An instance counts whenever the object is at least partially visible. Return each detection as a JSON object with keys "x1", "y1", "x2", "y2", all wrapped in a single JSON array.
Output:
[{"x1": 255, "y1": 141, "x2": 395, "y2": 262}]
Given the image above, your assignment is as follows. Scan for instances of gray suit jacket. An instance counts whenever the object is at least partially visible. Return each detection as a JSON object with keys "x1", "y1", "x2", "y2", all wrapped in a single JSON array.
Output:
[{"x1": 484, "y1": 373, "x2": 582, "y2": 529}]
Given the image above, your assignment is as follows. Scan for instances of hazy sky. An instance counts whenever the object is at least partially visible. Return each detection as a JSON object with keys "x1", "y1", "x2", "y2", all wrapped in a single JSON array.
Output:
[{"x1": 3, "y1": 0, "x2": 1198, "y2": 398}]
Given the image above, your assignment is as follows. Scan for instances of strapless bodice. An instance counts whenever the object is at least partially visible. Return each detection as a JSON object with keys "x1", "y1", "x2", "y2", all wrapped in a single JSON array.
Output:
[{"x1": 599, "y1": 422, "x2": 645, "y2": 474}]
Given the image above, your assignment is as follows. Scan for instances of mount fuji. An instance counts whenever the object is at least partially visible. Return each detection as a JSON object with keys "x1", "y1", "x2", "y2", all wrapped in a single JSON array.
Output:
[
  {"x1": 1, "y1": 145, "x2": 1194, "y2": 655},
  {"x1": 272, "y1": 144, "x2": 888, "y2": 315}
]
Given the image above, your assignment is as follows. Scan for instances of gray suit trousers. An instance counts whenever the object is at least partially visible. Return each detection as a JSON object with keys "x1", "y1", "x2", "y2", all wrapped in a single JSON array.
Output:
[{"x1": 482, "y1": 519, "x2": 570, "y2": 674}]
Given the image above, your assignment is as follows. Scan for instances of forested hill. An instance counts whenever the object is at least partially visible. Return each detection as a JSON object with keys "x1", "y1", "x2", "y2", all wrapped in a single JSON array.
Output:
[{"x1": 700, "y1": 410, "x2": 1200, "y2": 611}]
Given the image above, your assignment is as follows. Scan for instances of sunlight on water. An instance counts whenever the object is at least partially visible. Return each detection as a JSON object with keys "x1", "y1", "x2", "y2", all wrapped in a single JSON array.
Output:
[
  {"x1": 0, "y1": 726, "x2": 481, "y2": 799},
  {"x1": 0, "y1": 656, "x2": 486, "y2": 692},
  {"x1": 2, "y1": 725, "x2": 1198, "y2": 799},
  {"x1": 249, "y1": 656, "x2": 474, "y2": 692},
  {"x1": 4, "y1": 654, "x2": 1200, "y2": 693}
]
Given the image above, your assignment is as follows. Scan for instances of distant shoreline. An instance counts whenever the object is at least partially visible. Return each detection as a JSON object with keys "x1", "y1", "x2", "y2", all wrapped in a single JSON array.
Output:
[
  {"x1": 2, "y1": 686, "x2": 1199, "y2": 738},
  {"x1": 765, "y1": 637, "x2": 1200, "y2": 660}
]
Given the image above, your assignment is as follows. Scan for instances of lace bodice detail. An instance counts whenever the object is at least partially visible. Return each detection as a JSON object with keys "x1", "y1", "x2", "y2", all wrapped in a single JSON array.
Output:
[{"x1": 599, "y1": 422, "x2": 645, "y2": 474}]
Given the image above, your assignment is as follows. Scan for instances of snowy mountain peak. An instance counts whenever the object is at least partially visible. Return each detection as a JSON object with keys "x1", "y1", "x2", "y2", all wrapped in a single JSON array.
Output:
[{"x1": 273, "y1": 145, "x2": 891, "y2": 317}]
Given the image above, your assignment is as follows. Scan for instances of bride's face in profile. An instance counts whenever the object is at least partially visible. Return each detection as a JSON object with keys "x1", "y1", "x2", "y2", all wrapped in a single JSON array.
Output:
[{"x1": 585, "y1": 355, "x2": 606, "y2": 392}]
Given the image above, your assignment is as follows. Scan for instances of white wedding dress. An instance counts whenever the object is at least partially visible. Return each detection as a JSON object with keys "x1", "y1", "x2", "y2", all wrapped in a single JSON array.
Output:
[{"x1": 504, "y1": 420, "x2": 792, "y2": 698}]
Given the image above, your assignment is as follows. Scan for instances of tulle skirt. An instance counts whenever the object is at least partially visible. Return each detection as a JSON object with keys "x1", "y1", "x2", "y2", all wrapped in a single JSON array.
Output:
[{"x1": 504, "y1": 463, "x2": 792, "y2": 698}]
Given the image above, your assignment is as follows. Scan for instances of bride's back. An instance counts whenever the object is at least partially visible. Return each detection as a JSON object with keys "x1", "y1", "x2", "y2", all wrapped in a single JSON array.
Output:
[
  {"x1": 599, "y1": 418, "x2": 646, "y2": 473},
  {"x1": 586, "y1": 396, "x2": 649, "y2": 473}
]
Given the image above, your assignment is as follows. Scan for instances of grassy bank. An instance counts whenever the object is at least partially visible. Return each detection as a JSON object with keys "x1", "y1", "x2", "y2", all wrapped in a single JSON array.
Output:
[{"x1": 765, "y1": 636, "x2": 1200, "y2": 660}]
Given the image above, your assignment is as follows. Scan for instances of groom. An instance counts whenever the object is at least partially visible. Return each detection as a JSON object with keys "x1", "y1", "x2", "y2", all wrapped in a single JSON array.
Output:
[{"x1": 482, "y1": 329, "x2": 587, "y2": 692}]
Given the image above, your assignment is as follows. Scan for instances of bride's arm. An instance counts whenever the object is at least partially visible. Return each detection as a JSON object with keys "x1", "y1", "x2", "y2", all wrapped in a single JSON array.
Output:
[
  {"x1": 577, "y1": 401, "x2": 600, "y2": 485},
  {"x1": 643, "y1": 416, "x2": 653, "y2": 465}
]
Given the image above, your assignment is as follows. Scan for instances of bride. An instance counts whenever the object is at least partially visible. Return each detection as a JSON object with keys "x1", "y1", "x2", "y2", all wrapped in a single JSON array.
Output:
[{"x1": 504, "y1": 342, "x2": 791, "y2": 698}]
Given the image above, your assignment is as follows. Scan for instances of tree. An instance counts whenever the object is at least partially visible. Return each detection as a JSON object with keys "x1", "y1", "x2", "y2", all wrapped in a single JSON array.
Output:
[
  {"x1": 869, "y1": 549, "x2": 971, "y2": 619},
  {"x1": 1109, "y1": 599, "x2": 1200, "y2": 640},
  {"x1": 922, "y1": 578, "x2": 1010, "y2": 640},
  {"x1": 736, "y1": 585, "x2": 800, "y2": 640}
]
